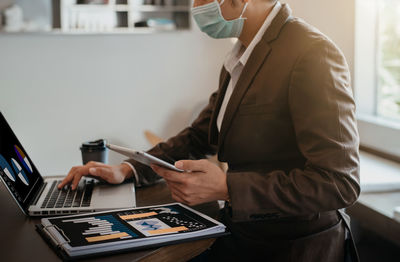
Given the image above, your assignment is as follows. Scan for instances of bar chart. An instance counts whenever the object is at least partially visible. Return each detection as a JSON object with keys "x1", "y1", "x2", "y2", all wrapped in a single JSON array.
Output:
[{"x1": 62, "y1": 215, "x2": 138, "y2": 243}]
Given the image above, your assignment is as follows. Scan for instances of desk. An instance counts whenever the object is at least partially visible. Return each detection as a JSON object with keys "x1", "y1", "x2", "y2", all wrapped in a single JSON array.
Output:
[{"x1": 0, "y1": 179, "x2": 219, "y2": 262}]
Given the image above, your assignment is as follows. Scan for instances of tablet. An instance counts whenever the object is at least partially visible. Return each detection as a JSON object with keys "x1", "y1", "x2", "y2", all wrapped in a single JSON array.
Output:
[{"x1": 106, "y1": 144, "x2": 184, "y2": 172}]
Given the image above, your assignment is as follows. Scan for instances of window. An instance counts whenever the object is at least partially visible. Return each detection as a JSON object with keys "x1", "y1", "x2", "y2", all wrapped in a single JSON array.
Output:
[
  {"x1": 376, "y1": 0, "x2": 400, "y2": 121},
  {"x1": 355, "y1": 0, "x2": 400, "y2": 158}
]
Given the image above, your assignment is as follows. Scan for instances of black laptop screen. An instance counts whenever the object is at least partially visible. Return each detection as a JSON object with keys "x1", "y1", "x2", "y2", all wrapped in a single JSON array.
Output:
[{"x1": 0, "y1": 112, "x2": 42, "y2": 211}]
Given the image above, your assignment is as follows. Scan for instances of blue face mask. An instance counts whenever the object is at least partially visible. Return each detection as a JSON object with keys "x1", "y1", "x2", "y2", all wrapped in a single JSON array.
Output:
[{"x1": 191, "y1": 0, "x2": 248, "y2": 39}]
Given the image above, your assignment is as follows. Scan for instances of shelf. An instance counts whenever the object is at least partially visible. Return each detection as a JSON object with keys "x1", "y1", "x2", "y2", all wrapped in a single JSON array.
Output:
[
  {"x1": 55, "y1": 27, "x2": 188, "y2": 34},
  {"x1": 133, "y1": 5, "x2": 190, "y2": 12},
  {"x1": 113, "y1": 4, "x2": 190, "y2": 12},
  {"x1": 61, "y1": 1, "x2": 191, "y2": 32}
]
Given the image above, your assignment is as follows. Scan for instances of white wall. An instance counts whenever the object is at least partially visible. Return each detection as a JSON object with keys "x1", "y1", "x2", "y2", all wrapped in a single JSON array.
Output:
[
  {"x1": 0, "y1": 31, "x2": 233, "y2": 175},
  {"x1": 0, "y1": 0, "x2": 355, "y2": 176}
]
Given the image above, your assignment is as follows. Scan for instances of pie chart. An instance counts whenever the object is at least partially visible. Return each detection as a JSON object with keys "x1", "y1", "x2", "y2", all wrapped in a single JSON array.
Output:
[
  {"x1": 11, "y1": 158, "x2": 29, "y2": 186},
  {"x1": 0, "y1": 154, "x2": 16, "y2": 182},
  {"x1": 14, "y1": 145, "x2": 33, "y2": 174}
]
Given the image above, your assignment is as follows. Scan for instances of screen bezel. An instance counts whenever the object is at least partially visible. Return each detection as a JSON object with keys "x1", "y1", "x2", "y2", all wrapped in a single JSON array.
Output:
[{"x1": 0, "y1": 112, "x2": 44, "y2": 215}]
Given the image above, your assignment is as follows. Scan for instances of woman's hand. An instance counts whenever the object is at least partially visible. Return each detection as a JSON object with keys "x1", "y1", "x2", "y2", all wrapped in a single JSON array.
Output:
[
  {"x1": 58, "y1": 161, "x2": 133, "y2": 190},
  {"x1": 151, "y1": 159, "x2": 229, "y2": 206}
]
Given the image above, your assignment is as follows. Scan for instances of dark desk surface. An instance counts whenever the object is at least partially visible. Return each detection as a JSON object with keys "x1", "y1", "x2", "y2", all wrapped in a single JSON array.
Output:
[
  {"x1": 0, "y1": 179, "x2": 219, "y2": 262},
  {"x1": 347, "y1": 191, "x2": 400, "y2": 246}
]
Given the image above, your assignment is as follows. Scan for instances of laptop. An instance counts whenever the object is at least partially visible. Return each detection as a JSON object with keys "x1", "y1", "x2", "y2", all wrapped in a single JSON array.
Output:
[{"x1": 0, "y1": 112, "x2": 136, "y2": 216}]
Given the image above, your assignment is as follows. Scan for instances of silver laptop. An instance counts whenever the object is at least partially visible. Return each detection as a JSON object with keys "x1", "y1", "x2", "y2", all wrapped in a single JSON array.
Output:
[{"x1": 0, "y1": 112, "x2": 136, "y2": 216}]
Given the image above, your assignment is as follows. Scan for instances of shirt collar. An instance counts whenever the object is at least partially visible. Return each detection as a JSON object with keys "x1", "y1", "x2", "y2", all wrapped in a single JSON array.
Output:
[
  {"x1": 224, "y1": 1, "x2": 282, "y2": 73},
  {"x1": 224, "y1": 41, "x2": 245, "y2": 74}
]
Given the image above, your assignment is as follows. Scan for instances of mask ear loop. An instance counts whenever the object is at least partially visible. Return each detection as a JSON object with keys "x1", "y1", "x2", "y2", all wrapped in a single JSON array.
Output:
[
  {"x1": 219, "y1": 0, "x2": 225, "y2": 5},
  {"x1": 239, "y1": 2, "x2": 249, "y2": 19}
]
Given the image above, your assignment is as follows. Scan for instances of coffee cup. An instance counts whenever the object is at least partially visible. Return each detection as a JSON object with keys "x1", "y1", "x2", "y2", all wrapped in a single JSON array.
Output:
[{"x1": 80, "y1": 139, "x2": 108, "y2": 165}]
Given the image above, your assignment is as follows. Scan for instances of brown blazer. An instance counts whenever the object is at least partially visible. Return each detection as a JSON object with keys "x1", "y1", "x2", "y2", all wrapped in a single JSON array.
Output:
[{"x1": 128, "y1": 3, "x2": 360, "y2": 261}]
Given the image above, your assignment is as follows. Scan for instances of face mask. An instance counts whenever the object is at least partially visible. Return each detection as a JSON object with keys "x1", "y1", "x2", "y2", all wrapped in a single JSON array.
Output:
[{"x1": 192, "y1": 0, "x2": 248, "y2": 39}]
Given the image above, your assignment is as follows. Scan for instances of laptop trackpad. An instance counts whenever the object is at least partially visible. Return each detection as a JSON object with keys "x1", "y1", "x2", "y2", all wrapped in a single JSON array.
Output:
[{"x1": 90, "y1": 182, "x2": 136, "y2": 209}]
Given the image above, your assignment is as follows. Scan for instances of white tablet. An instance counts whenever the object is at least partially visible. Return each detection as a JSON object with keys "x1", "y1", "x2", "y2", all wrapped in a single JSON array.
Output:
[{"x1": 106, "y1": 144, "x2": 184, "y2": 172}]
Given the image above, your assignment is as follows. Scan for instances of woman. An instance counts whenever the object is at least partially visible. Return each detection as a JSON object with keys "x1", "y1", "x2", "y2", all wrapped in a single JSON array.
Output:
[{"x1": 59, "y1": 0, "x2": 360, "y2": 261}]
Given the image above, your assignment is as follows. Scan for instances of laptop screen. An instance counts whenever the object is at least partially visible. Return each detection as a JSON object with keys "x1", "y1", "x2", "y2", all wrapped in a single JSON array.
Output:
[{"x1": 0, "y1": 112, "x2": 43, "y2": 212}]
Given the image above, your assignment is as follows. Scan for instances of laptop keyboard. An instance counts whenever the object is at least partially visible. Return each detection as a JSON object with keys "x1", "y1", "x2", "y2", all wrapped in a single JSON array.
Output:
[{"x1": 40, "y1": 180, "x2": 94, "y2": 209}]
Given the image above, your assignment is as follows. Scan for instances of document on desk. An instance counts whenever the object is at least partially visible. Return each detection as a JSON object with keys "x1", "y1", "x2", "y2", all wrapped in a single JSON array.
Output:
[{"x1": 36, "y1": 203, "x2": 227, "y2": 260}]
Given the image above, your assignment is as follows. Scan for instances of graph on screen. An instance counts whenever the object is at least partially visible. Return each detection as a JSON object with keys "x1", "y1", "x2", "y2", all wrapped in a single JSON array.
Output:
[
  {"x1": 11, "y1": 158, "x2": 29, "y2": 186},
  {"x1": 0, "y1": 145, "x2": 32, "y2": 186},
  {"x1": 14, "y1": 145, "x2": 33, "y2": 174},
  {"x1": 0, "y1": 154, "x2": 16, "y2": 182}
]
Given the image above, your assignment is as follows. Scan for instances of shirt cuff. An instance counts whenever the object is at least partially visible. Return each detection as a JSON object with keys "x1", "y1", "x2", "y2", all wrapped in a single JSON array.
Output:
[{"x1": 122, "y1": 161, "x2": 140, "y2": 186}]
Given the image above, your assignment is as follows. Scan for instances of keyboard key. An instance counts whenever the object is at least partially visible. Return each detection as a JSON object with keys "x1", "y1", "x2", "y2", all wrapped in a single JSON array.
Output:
[
  {"x1": 55, "y1": 188, "x2": 68, "y2": 208},
  {"x1": 41, "y1": 181, "x2": 57, "y2": 208},
  {"x1": 63, "y1": 188, "x2": 74, "y2": 208},
  {"x1": 72, "y1": 181, "x2": 85, "y2": 207},
  {"x1": 81, "y1": 183, "x2": 94, "y2": 207},
  {"x1": 46, "y1": 182, "x2": 62, "y2": 208}
]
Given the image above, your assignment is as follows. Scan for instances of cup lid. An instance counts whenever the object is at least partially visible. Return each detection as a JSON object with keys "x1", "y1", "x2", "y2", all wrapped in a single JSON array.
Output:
[{"x1": 80, "y1": 139, "x2": 107, "y2": 151}]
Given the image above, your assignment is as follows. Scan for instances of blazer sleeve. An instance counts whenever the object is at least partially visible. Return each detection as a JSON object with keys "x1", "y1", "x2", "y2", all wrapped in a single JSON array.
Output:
[
  {"x1": 226, "y1": 39, "x2": 360, "y2": 222},
  {"x1": 125, "y1": 88, "x2": 220, "y2": 187}
]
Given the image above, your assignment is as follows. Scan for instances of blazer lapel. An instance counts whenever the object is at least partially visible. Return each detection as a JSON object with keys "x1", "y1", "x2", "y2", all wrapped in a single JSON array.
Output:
[
  {"x1": 218, "y1": 42, "x2": 271, "y2": 147},
  {"x1": 218, "y1": 4, "x2": 293, "y2": 148},
  {"x1": 209, "y1": 67, "x2": 231, "y2": 146}
]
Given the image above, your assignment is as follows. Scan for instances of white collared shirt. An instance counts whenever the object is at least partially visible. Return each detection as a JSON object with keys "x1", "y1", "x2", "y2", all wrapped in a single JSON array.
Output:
[{"x1": 216, "y1": 1, "x2": 282, "y2": 131}]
